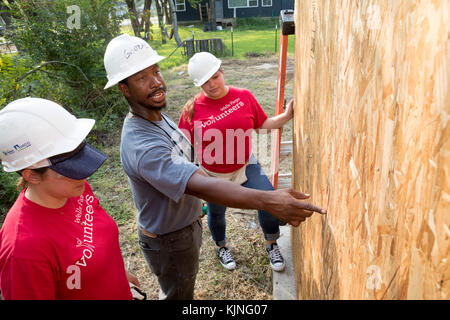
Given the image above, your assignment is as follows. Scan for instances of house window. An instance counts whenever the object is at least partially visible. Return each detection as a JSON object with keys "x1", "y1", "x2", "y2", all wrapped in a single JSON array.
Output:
[
  {"x1": 175, "y1": 0, "x2": 186, "y2": 11},
  {"x1": 228, "y1": 0, "x2": 258, "y2": 8},
  {"x1": 262, "y1": 0, "x2": 272, "y2": 7}
]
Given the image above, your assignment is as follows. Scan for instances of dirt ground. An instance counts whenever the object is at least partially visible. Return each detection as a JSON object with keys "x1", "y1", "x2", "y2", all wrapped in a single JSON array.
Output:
[{"x1": 101, "y1": 54, "x2": 295, "y2": 300}]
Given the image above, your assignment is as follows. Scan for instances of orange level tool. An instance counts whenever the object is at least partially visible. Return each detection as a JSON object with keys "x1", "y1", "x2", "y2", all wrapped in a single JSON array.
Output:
[{"x1": 270, "y1": 10, "x2": 295, "y2": 189}]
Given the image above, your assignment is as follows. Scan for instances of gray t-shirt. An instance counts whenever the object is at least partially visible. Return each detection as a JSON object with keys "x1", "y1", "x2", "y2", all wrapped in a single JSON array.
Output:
[{"x1": 120, "y1": 112, "x2": 202, "y2": 235}]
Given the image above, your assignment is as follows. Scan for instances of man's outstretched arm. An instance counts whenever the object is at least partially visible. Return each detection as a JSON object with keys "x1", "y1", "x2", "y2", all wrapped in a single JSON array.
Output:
[{"x1": 185, "y1": 169, "x2": 326, "y2": 226}]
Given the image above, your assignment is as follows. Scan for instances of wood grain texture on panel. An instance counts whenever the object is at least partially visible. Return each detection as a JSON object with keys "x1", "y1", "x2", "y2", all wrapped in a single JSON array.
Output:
[{"x1": 292, "y1": 0, "x2": 449, "y2": 299}]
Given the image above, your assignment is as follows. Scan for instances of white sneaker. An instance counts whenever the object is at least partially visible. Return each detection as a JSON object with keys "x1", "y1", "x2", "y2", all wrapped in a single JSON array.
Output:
[
  {"x1": 266, "y1": 243, "x2": 285, "y2": 272},
  {"x1": 218, "y1": 247, "x2": 236, "y2": 270}
]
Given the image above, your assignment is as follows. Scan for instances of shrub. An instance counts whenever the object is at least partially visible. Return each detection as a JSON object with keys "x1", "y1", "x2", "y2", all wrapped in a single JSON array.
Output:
[
  {"x1": 4, "y1": 0, "x2": 122, "y2": 84},
  {"x1": 0, "y1": 0, "x2": 126, "y2": 222},
  {"x1": 0, "y1": 54, "x2": 41, "y2": 220},
  {"x1": 0, "y1": 171, "x2": 18, "y2": 220},
  {"x1": 1, "y1": 0, "x2": 124, "y2": 116},
  {"x1": 236, "y1": 16, "x2": 278, "y2": 29}
]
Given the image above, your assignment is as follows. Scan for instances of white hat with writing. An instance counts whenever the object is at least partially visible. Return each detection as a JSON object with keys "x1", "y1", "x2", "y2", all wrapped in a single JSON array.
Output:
[
  {"x1": 0, "y1": 97, "x2": 106, "y2": 178},
  {"x1": 103, "y1": 34, "x2": 166, "y2": 89}
]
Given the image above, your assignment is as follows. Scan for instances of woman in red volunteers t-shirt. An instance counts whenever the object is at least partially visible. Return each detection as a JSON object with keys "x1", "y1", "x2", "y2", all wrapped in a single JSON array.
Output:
[
  {"x1": 0, "y1": 98, "x2": 140, "y2": 300},
  {"x1": 178, "y1": 52, "x2": 294, "y2": 272}
]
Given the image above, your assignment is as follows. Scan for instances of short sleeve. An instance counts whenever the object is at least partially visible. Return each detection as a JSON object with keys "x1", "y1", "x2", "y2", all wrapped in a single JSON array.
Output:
[
  {"x1": 178, "y1": 111, "x2": 194, "y2": 145},
  {"x1": 137, "y1": 144, "x2": 198, "y2": 203}
]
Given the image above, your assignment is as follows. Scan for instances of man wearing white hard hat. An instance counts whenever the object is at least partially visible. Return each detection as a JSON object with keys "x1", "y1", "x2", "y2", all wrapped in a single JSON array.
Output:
[
  {"x1": 0, "y1": 98, "x2": 141, "y2": 299},
  {"x1": 104, "y1": 34, "x2": 327, "y2": 300}
]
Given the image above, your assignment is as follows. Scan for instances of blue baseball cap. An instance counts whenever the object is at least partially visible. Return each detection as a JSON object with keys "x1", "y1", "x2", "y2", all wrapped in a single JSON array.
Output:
[{"x1": 29, "y1": 141, "x2": 107, "y2": 180}]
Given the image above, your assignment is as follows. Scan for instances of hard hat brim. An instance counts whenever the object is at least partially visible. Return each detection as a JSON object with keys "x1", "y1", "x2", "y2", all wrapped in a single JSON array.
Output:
[
  {"x1": 103, "y1": 54, "x2": 166, "y2": 90},
  {"x1": 48, "y1": 143, "x2": 107, "y2": 180}
]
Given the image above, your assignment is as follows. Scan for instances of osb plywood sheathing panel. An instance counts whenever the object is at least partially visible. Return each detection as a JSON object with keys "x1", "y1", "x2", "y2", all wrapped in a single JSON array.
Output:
[{"x1": 292, "y1": 0, "x2": 449, "y2": 299}]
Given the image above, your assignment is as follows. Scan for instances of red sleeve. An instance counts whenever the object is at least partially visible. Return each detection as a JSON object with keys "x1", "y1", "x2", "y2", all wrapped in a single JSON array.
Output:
[
  {"x1": 1, "y1": 257, "x2": 57, "y2": 300},
  {"x1": 247, "y1": 90, "x2": 268, "y2": 128},
  {"x1": 178, "y1": 111, "x2": 194, "y2": 145}
]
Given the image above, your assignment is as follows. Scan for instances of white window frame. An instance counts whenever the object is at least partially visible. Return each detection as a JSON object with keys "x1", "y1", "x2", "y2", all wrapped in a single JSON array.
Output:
[
  {"x1": 262, "y1": 0, "x2": 272, "y2": 7},
  {"x1": 228, "y1": 0, "x2": 258, "y2": 9},
  {"x1": 175, "y1": 0, "x2": 186, "y2": 12}
]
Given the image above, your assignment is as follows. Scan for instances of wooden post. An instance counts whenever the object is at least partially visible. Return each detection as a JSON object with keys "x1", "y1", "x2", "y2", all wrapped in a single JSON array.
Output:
[{"x1": 185, "y1": 39, "x2": 194, "y2": 56}]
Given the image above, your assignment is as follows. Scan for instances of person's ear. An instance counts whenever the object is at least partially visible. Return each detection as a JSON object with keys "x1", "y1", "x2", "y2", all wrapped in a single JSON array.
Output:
[
  {"x1": 21, "y1": 169, "x2": 43, "y2": 185},
  {"x1": 118, "y1": 82, "x2": 131, "y2": 98}
]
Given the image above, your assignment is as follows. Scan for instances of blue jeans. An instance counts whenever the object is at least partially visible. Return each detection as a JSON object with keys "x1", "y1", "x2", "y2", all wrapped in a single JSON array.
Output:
[{"x1": 207, "y1": 158, "x2": 281, "y2": 247}]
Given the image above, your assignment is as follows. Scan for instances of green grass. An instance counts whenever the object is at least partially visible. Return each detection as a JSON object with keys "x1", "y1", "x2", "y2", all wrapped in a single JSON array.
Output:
[
  {"x1": 87, "y1": 144, "x2": 136, "y2": 226},
  {"x1": 121, "y1": 18, "x2": 295, "y2": 70}
]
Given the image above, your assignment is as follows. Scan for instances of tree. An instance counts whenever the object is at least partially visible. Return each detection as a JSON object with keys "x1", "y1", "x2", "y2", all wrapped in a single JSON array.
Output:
[
  {"x1": 3, "y1": 0, "x2": 122, "y2": 84},
  {"x1": 124, "y1": 0, "x2": 153, "y2": 39},
  {"x1": 142, "y1": 0, "x2": 152, "y2": 40},
  {"x1": 153, "y1": 0, "x2": 183, "y2": 46},
  {"x1": 1, "y1": 0, "x2": 125, "y2": 122},
  {"x1": 209, "y1": 0, "x2": 216, "y2": 24},
  {"x1": 187, "y1": 0, "x2": 202, "y2": 10},
  {"x1": 125, "y1": 0, "x2": 182, "y2": 46},
  {"x1": 0, "y1": 1, "x2": 12, "y2": 26},
  {"x1": 162, "y1": 0, "x2": 170, "y2": 23},
  {"x1": 154, "y1": 0, "x2": 166, "y2": 44},
  {"x1": 0, "y1": 0, "x2": 125, "y2": 215},
  {"x1": 187, "y1": 0, "x2": 215, "y2": 23},
  {"x1": 166, "y1": 0, "x2": 182, "y2": 46}
]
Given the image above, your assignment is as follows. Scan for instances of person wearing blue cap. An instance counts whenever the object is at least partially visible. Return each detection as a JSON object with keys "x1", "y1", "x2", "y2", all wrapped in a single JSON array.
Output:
[{"x1": 0, "y1": 98, "x2": 141, "y2": 300}]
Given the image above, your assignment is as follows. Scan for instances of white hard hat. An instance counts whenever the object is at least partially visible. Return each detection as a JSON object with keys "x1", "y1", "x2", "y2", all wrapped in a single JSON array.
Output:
[
  {"x1": 103, "y1": 34, "x2": 166, "y2": 89},
  {"x1": 0, "y1": 98, "x2": 95, "y2": 172},
  {"x1": 188, "y1": 52, "x2": 222, "y2": 87}
]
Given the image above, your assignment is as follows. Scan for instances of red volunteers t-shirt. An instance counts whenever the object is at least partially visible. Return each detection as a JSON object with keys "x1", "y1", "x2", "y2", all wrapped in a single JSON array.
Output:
[
  {"x1": 0, "y1": 182, "x2": 132, "y2": 300},
  {"x1": 178, "y1": 86, "x2": 268, "y2": 173}
]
